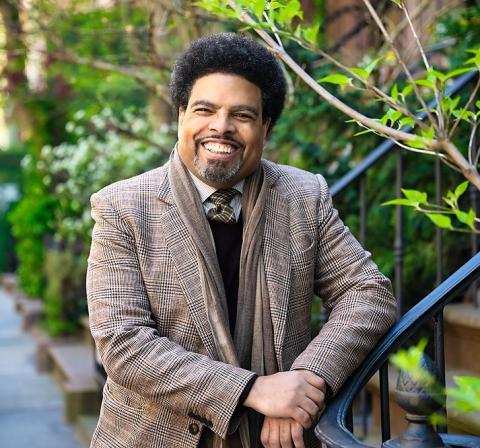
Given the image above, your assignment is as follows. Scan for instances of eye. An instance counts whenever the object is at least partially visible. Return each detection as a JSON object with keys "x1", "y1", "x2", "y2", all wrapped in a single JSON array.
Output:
[
  {"x1": 194, "y1": 107, "x2": 212, "y2": 114},
  {"x1": 234, "y1": 112, "x2": 254, "y2": 120}
]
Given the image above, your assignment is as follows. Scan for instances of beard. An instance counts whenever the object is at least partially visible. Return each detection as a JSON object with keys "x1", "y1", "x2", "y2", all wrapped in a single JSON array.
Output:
[{"x1": 193, "y1": 154, "x2": 242, "y2": 184}]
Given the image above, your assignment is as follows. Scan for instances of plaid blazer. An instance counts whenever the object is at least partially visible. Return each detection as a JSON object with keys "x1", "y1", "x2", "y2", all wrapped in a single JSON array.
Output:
[{"x1": 87, "y1": 159, "x2": 396, "y2": 448}]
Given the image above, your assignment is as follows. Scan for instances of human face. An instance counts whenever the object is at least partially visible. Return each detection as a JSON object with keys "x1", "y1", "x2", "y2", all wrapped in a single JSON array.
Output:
[{"x1": 177, "y1": 73, "x2": 270, "y2": 188}]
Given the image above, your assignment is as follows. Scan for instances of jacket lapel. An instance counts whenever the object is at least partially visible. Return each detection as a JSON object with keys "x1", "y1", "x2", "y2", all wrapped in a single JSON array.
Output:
[
  {"x1": 262, "y1": 162, "x2": 292, "y2": 371},
  {"x1": 156, "y1": 172, "x2": 220, "y2": 361}
]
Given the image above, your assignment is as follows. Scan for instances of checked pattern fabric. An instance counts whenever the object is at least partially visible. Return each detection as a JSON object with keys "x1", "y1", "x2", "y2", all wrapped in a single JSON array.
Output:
[{"x1": 207, "y1": 188, "x2": 237, "y2": 224}]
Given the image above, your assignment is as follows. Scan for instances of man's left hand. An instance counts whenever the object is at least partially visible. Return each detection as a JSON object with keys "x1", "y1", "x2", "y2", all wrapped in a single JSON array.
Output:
[{"x1": 260, "y1": 417, "x2": 305, "y2": 448}]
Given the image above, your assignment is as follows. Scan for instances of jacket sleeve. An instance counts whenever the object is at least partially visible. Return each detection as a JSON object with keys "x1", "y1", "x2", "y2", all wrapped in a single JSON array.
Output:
[
  {"x1": 86, "y1": 191, "x2": 256, "y2": 439},
  {"x1": 290, "y1": 174, "x2": 397, "y2": 395}
]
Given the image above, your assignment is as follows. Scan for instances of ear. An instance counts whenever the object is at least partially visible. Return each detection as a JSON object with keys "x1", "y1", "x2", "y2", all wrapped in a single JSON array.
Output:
[
  {"x1": 177, "y1": 108, "x2": 185, "y2": 139},
  {"x1": 262, "y1": 117, "x2": 272, "y2": 140}
]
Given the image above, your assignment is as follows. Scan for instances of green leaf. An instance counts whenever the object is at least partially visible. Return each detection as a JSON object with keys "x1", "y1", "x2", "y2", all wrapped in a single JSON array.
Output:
[
  {"x1": 391, "y1": 83, "x2": 399, "y2": 102},
  {"x1": 445, "y1": 66, "x2": 477, "y2": 80},
  {"x1": 317, "y1": 74, "x2": 352, "y2": 87},
  {"x1": 399, "y1": 117, "x2": 415, "y2": 128},
  {"x1": 415, "y1": 78, "x2": 436, "y2": 89},
  {"x1": 402, "y1": 188, "x2": 427, "y2": 204},
  {"x1": 382, "y1": 198, "x2": 417, "y2": 207},
  {"x1": 276, "y1": 0, "x2": 303, "y2": 25},
  {"x1": 408, "y1": 135, "x2": 427, "y2": 149},
  {"x1": 390, "y1": 0, "x2": 403, "y2": 7},
  {"x1": 421, "y1": 126, "x2": 435, "y2": 141},
  {"x1": 455, "y1": 208, "x2": 476, "y2": 227},
  {"x1": 476, "y1": 100, "x2": 480, "y2": 110},
  {"x1": 401, "y1": 84, "x2": 413, "y2": 98},
  {"x1": 252, "y1": 0, "x2": 266, "y2": 17},
  {"x1": 452, "y1": 109, "x2": 475, "y2": 122},
  {"x1": 454, "y1": 180, "x2": 469, "y2": 199},
  {"x1": 302, "y1": 22, "x2": 320, "y2": 45},
  {"x1": 380, "y1": 108, "x2": 402, "y2": 126},
  {"x1": 441, "y1": 96, "x2": 461, "y2": 114},
  {"x1": 350, "y1": 67, "x2": 369, "y2": 80},
  {"x1": 364, "y1": 57, "x2": 383, "y2": 75},
  {"x1": 429, "y1": 69, "x2": 446, "y2": 83},
  {"x1": 353, "y1": 128, "x2": 375, "y2": 137},
  {"x1": 447, "y1": 376, "x2": 480, "y2": 413},
  {"x1": 426, "y1": 213, "x2": 453, "y2": 229},
  {"x1": 465, "y1": 48, "x2": 480, "y2": 66}
]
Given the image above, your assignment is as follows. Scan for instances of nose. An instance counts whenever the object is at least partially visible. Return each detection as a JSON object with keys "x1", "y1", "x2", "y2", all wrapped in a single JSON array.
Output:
[{"x1": 208, "y1": 112, "x2": 235, "y2": 135}]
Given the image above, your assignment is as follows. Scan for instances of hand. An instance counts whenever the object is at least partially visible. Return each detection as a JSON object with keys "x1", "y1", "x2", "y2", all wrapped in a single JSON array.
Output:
[
  {"x1": 260, "y1": 417, "x2": 305, "y2": 448},
  {"x1": 243, "y1": 370, "x2": 326, "y2": 429}
]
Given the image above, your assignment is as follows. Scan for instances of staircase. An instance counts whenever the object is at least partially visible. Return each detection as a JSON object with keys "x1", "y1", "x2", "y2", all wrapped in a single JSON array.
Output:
[{"x1": 315, "y1": 70, "x2": 480, "y2": 447}]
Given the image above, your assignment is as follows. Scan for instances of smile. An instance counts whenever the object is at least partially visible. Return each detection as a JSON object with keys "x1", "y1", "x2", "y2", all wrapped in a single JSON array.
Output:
[{"x1": 203, "y1": 142, "x2": 236, "y2": 154}]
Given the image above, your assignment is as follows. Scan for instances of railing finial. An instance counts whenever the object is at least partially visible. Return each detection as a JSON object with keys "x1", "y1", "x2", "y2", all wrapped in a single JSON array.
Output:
[{"x1": 382, "y1": 354, "x2": 447, "y2": 448}]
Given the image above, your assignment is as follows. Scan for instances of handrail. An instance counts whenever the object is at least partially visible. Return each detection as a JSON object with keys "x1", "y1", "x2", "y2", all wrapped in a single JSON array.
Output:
[
  {"x1": 330, "y1": 70, "x2": 478, "y2": 198},
  {"x1": 315, "y1": 252, "x2": 480, "y2": 447}
]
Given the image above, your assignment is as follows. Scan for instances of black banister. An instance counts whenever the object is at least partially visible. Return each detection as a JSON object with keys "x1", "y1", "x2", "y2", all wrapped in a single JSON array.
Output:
[
  {"x1": 315, "y1": 252, "x2": 480, "y2": 447},
  {"x1": 330, "y1": 71, "x2": 478, "y2": 199}
]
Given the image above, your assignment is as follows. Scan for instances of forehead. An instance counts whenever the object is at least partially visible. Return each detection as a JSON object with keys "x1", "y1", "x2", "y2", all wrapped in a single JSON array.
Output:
[{"x1": 188, "y1": 73, "x2": 262, "y2": 108}]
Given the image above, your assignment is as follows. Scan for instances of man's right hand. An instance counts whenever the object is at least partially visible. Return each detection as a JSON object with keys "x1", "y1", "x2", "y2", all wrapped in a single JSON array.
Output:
[{"x1": 243, "y1": 370, "x2": 326, "y2": 429}]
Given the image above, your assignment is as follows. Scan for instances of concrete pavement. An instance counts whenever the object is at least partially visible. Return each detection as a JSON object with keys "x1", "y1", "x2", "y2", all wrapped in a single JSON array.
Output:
[{"x1": 0, "y1": 286, "x2": 83, "y2": 448}]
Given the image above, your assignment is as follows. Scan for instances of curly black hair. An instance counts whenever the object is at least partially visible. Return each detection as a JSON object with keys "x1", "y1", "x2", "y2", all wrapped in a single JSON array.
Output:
[{"x1": 170, "y1": 33, "x2": 287, "y2": 129}]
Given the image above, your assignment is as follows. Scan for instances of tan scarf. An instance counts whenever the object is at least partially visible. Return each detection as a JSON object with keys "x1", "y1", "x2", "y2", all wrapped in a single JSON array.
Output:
[{"x1": 168, "y1": 149, "x2": 278, "y2": 447}]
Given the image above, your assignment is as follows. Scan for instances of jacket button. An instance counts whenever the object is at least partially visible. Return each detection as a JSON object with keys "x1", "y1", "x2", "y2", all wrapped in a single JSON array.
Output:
[{"x1": 188, "y1": 423, "x2": 200, "y2": 435}]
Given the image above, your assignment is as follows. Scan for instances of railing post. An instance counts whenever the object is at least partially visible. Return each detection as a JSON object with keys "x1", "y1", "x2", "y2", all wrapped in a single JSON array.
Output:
[
  {"x1": 470, "y1": 180, "x2": 479, "y2": 308},
  {"x1": 433, "y1": 157, "x2": 447, "y2": 433},
  {"x1": 394, "y1": 150, "x2": 404, "y2": 318},
  {"x1": 383, "y1": 353, "x2": 446, "y2": 448},
  {"x1": 359, "y1": 174, "x2": 369, "y2": 440}
]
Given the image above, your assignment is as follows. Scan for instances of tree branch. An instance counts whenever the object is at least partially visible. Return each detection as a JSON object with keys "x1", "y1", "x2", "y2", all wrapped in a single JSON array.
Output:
[
  {"x1": 222, "y1": 1, "x2": 480, "y2": 190},
  {"x1": 401, "y1": 0, "x2": 444, "y2": 135},
  {"x1": 361, "y1": 0, "x2": 439, "y2": 133},
  {"x1": 448, "y1": 75, "x2": 480, "y2": 139},
  {"x1": 48, "y1": 50, "x2": 171, "y2": 106}
]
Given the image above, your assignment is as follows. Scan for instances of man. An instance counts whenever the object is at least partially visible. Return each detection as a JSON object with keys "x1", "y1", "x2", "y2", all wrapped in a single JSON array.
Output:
[{"x1": 87, "y1": 33, "x2": 396, "y2": 448}]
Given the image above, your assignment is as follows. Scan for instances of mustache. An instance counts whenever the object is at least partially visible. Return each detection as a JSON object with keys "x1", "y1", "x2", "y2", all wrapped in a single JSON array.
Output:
[{"x1": 195, "y1": 135, "x2": 244, "y2": 149}]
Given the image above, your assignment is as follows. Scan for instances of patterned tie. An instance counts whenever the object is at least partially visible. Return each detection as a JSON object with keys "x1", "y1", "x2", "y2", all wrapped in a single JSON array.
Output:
[{"x1": 207, "y1": 188, "x2": 238, "y2": 224}]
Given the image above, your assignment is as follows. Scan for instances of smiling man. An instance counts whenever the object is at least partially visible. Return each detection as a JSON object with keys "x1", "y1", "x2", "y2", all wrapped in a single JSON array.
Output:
[{"x1": 87, "y1": 33, "x2": 396, "y2": 448}]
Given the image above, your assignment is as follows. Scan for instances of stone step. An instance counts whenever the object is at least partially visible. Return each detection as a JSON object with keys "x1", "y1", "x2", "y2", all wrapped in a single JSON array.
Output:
[
  {"x1": 368, "y1": 365, "x2": 480, "y2": 437},
  {"x1": 47, "y1": 342, "x2": 101, "y2": 423},
  {"x1": 444, "y1": 303, "x2": 480, "y2": 375},
  {"x1": 14, "y1": 295, "x2": 44, "y2": 331}
]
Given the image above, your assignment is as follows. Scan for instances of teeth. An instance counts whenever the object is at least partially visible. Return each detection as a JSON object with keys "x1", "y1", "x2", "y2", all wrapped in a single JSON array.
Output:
[{"x1": 203, "y1": 142, "x2": 235, "y2": 154}]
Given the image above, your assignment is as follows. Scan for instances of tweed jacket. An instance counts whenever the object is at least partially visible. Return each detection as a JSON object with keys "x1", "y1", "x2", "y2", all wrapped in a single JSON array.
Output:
[{"x1": 86, "y1": 159, "x2": 396, "y2": 448}]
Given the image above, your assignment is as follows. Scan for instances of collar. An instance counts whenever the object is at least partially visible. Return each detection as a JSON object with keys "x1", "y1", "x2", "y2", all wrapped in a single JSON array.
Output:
[{"x1": 188, "y1": 171, "x2": 245, "y2": 203}]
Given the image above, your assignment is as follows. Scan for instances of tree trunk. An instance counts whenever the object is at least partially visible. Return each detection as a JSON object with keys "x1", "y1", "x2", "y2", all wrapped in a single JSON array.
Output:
[{"x1": 0, "y1": 0, "x2": 33, "y2": 143}]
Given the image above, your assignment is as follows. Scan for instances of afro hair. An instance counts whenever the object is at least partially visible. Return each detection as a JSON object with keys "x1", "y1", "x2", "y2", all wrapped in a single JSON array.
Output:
[{"x1": 170, "y1": 33, "x2": 287, "y2": 129}]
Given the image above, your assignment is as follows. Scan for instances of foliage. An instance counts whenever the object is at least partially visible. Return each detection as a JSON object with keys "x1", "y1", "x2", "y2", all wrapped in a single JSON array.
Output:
[
  {"x1": 383, "y1": 181, "x2": 477, "y2": 232},
  {"x1": 38, "y1": 108, "x2": 174, "y2": 246},
  {"x1": 8, "y1": 193, "x2": 58, "y2": 297},
  {"x1": 43, "y1": 247, "x2": 86, "y2": 336},
  {"x1": 391, "y1": 339, "x2": 480, "y2": 417},
  {"x1": 196, "y1": 0, "x2": 480, "y2": 234}
]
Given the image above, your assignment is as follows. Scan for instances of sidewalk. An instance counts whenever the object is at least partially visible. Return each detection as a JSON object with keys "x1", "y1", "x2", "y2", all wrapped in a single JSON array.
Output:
[{"x1": 0, "y1": 287, "x2": 83, "y2": 448}]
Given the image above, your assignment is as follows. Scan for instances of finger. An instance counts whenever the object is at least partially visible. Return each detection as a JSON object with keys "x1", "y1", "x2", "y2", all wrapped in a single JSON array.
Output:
[
  {"x1": 261, "y1": 418, "x2": 270, "y2": 448},
  {"x1": 298, "y1": 396, "x2": 320, "y2": 420},
  {"x1": 305, "y1": 385, "x2": 326, "y2": 408},
  {"x1": 269, "y1": 418, "x2": 281, "y2": 448},
  {"x1": 291, "y1": 422, "x2": 305, "y2": 448},
  {"x1": 302, "y1": 371, "x2": 326, "y2": 391},
  {"x1": 291, "y1": 407, "x2": 312, "y2": 429},
  {"x1": 279, "y1": 420, "x2": 293, "y2": 448}
]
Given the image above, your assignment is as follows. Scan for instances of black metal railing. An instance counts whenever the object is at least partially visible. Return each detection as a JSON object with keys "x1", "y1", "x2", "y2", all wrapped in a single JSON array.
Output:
[
  {"x1": 317, "y1": 70, "x2": 480, "y2": 446},
  {"x1": 315, "y1": 252, "x2": 480, "y2": 447}
]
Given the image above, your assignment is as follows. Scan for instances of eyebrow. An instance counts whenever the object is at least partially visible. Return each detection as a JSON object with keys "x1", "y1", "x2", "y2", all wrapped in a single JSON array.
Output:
[{"x1": 190, "y1": 100, "x2": 259, "y2": 117}]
